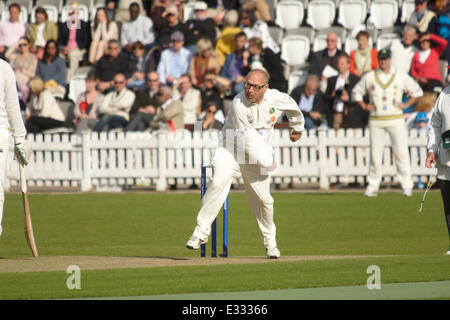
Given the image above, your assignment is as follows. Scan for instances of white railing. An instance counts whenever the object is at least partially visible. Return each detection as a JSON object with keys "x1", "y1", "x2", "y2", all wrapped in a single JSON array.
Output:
[{"x1": 5, "y1": 128, "x2": 436, "y2": 192}]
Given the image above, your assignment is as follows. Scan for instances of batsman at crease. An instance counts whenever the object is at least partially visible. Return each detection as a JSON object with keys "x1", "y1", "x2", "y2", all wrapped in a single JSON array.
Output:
[{"x1": 0, "y1": 58, "x2": 32, "y2": 238}]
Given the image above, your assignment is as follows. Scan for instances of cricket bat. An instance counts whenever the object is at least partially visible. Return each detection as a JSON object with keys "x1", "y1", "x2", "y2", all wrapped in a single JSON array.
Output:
[{"x1": 19, "y1": 163, "x2": 38, "y2": 258}]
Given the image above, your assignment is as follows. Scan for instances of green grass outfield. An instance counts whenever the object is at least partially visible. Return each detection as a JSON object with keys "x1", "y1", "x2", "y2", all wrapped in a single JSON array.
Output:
[{"x1": 0, "y1": 191, "x2": 449, "y2": 300}]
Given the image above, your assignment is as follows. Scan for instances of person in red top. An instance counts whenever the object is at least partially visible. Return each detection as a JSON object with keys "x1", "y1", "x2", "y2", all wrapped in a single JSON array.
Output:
[{"x1": 410, "y1": 32, "x2": 448, "y2": 92}]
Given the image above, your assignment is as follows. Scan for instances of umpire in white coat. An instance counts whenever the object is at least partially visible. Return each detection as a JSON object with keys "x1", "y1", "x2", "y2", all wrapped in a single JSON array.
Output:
[
  {"x1": 0, "y1": 59, "x2": 31, "y2": 237},
  {"x1": 186, "y1": 69, "x2": 304, "y2": 259},
  {"x1": 426, "y1": 86, "x2": 450, "y2": 255},
  {"x1": 352, "y1": 49, "x2": 423, "y2": 197}
]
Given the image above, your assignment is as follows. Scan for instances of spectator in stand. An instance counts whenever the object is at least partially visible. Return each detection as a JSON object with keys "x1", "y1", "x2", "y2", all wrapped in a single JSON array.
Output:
[
  {"x1": 205, "y1": 0, "x2": 239, "y2": 24},
  {"x1": 185, "y1": 2, "x2": 217, "y2": 53},
  {"x1": 410, "y1": 32, "x2": 448, "y2": 92},
  {"x1": 26, "y1": 77, "x2": 66, "y2": 133},
  {"x1": 407, "y1": 0, "x2": 438, "y2": 34},
  {"x1": 240, "y1": 10, "x2": 279, "y2": 54},
  {"x1": 5, "y1": 37, "x2": 38, "y2": 103},
  {"x1": 172, "y1": 73, "x2": 202, "y2": 126},
  {"x1": 74, "y1": 74, "x2": 105, "y2": 134},
  {"x1": 58, "y1": 2, "x2": 92, "y2": 83},
  {"x1": 89, "y1": 7, "x2": 119, "y2": 65},
  {"x1": 154, "y1": 5, "x2": 189, "y2": 48},
  {"x1": 127, "y1": 41, "x2": 150, "y2": 91},
  {"x1": 405, "y1": 91, "x2": 436, "y2": 129},
  {"x1": 199, "y1": 101, "x2": 224, "y2": 130},
  {"x1": 0, "y1": 3, "x2": 27, "y2": 59},
  {"x1": 105, "y1": 0, "x2": 117, "y2": 21},
  {"x1": 388, "y1": 25, "x2": 418, "y2": 74},
  {"x1": 150, "y1": 86, "x2": 184, "y2": 131},
  {"x1": 94, "y1": 73, "x2": 136, "y2": 132},
  {"x1": 200, "y1": 71, "x2": 227, "y2": 122},
  {"x1": 115, "y1": 0, "x2": 146, "y2": 22},
  {"x1": 220, "y1": 32, "x2": 249, "y2": 96},
  {"x1": 94, "y1": 39, "x2": 134, "y2": 93},
  {"x1": 36, "y1": 40, "x2": 67, "y2": 99},
  {"x1": 125, "y1": 71, "x2": 161, "y2": 131},
  {"x1": 350, "y1": 31, "x2": 378, "y2": 77},
  {"x1": 437, "y1": 1, "x2": 450, "y2": 68},
  {"x1": 157, "y1": 31, "x2": 191, "y2": 86},
  {"x1": 215, "y1": 10, "x2": 241, "y2": 66},
  {"x1": 323, "y1": 53, "x2": 366, "y2": 129},
  {"x1": 27, "y1": 7, "x2": 59, "y2": 60},
  {"x1": 244, "y1": 37, "x2": 286, "y2": 92},
  {"x1": 189, "y1": 38, "x2": 223, "y2": 88},
  {"x1": 309, "y1": 32, "x2": 344, "y2": 81},
  {"x1": 240, "y1": 0, "x2": 273, "y2": 23},
  {"x1": 290, "y1": 74, "x2": 326, "y2": 130},
  {"x1": 121, "y1": 2, "x2": 155, "y2": 53}
]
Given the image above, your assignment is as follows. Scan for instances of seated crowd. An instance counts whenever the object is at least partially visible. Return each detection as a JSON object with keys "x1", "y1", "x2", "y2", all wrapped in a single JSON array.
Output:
[{"x1": 1, "y1": 0, "x2": 449, "y2": 134}]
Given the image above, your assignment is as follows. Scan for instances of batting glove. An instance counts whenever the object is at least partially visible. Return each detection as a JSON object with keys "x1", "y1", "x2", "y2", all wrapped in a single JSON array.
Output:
[{"x1": 15, "y1": 141, "x2": 32, "y2": 166}]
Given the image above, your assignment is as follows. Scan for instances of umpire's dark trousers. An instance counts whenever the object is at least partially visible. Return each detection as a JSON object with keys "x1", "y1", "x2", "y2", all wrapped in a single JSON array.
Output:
[{"x1": 439, "y1": 179, "x2": 450, "y2": 247}]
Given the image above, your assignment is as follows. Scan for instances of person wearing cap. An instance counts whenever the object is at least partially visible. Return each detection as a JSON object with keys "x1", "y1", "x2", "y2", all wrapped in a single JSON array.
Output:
[
  {"x1": 153, "y1": 5, "x2": 189, "y2": 47},
  {"x1": 407, "y1": 0, "x2": 438, "y2": 34},
  {"x1": 426, "y1": 86, "x2": 450, "y2": 256},
  {"x1": 121, "y1": 2, "x2": 155, "y2": 53},
  {"x1": 352, "y1": 48, "x2": 423, "y2": 197},
  {"x1": 184, "y1": 2, "x2": 217, "y2": 53},
  {"x1": 157, "y1": 31, "x2": 191, "y2": 85}
]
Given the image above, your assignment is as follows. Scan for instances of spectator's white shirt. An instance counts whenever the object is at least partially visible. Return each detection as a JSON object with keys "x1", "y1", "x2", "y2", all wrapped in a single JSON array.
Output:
[
  {"x1": 121, "y1": 15, "x2": 155, "y2": 47},
  {"x1": 0, "y1": 20, "x2": 27, "y2": 47},
  {"x1": 28, "y1": 89, "x2": 65, "y2": 122},
  {"x1": 99, "y1": 88, "x2": 136, "y2": 121},
  {"x1": 388, "y1": 39, "x2": 417, "y2": 74},
  {"x1": 242, "y1": 21, "x2": 280, "y2": 54},
  {"x1": 0, "y1": 59, "x2": 26, "y2": 143},
  {"x1": 173, "y1": 87, "x2": 201, "y2": 125}
]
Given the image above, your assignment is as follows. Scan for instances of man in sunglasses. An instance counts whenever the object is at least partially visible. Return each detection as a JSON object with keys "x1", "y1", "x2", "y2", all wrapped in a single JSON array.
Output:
[
  {"x1": 186, "y1": 68, "x2": 304, "y2": 259},
  {"x1": 93, "y1": 73, "x2": 136, "y2": 132}
]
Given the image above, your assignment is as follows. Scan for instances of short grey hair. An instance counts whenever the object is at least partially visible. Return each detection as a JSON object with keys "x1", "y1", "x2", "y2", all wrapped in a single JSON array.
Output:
[
  {"x1": 159, "y1": 86, "x2": 172, "y2": 97},
  {"x1": 402, "y1": 25, "x2": 417, "y2": 35},
  {"x1": 246, "y1": 68, "x2": 270, "y2": 84}
]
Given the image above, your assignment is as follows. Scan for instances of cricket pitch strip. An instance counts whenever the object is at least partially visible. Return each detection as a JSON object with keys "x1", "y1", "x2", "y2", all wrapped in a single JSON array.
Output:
[{"x1": 0, "y1": 255, "x2": 398, "y2": 273}]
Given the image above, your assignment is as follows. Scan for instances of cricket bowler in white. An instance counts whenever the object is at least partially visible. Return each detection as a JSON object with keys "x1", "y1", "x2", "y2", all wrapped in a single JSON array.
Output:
[
  {"x1": 0, "y1": 59, "x2": 32, "y2": 237},
  {"x1": 186, "y1": 69, "x2": 304, "y2": 258}
]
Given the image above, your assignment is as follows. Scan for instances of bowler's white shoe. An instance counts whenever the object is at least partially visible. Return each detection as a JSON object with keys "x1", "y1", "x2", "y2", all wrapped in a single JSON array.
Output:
[
  {"x1": 403, "y1": 188, "x2": 412, "y2": 197},
  {"x1": 364, "y1": 187, "x2": 378, "y2": 197},
  {"x1": 266, "y1": 247, "x2": 280, "y2": 259},
  {"x1": 186, "y1": 236, "x2": 207, "y2": 250},
  {"x1": 444, "y1": 250, "x2": 450, "y2": 256}
]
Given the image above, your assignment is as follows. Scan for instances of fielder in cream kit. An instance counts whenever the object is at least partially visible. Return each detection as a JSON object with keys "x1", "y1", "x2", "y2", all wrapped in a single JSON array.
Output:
[
  {"x1": 0, "y1": 59, "x2": 32, "y2": 237},
  {"x1": 352, "y1": 49, "x2": 423, "y2": 197},
  {"x1": 186, "y1": 69, "x2": 304, "y2": 258}
]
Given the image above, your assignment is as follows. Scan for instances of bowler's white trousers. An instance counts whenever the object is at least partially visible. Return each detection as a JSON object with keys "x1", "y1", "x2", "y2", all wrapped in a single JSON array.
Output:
[
  {"x1": 192, "y1": 146, "x2": 277, "y2": 249},
  {"x1": 367, "y1": 122, "x2": 413, "y2": 191},
  {"x1": 0, "y1": 128, "x2": 9, "y2": 227}
]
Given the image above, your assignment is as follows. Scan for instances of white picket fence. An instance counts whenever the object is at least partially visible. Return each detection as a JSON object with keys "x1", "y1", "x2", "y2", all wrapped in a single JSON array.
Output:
[{"x1": 4, "y1": 128, "x2": 436, "y2": 192}]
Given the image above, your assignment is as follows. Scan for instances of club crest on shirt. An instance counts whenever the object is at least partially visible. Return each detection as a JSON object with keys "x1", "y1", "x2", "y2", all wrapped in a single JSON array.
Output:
[
  {"x1": 270, "y1": 115, "x2": 276, "y2": 123},
  {"x1": 269, "y1": 107, "x2": 275, "y2": 114},
  {"x1": 248, "y1": 112, "x2": 254, "y2": 123}
]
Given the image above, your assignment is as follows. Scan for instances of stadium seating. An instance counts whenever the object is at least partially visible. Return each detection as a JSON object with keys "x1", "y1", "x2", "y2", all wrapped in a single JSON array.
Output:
[
  {"x1": 275, "y1": 1, "x2": 305, "y2": 30},
  {"x1": 285, "y1": 27, "x2": 316, "y2": 44},
  {"x1": 288, "y1": 69, "x2": 308, "y2": 93},
  {"x1": 368, "y1": 0, "x2": 399, "y2": 29},
  {"x1": 35, "y1": 0, "x2": 64, "y2": 11},
  {"x1": 376, "y1": 32, "x2": 400, "y2": 50},
  {"x1": 400, "y1": 0, "x2": 415, "y2": 23},
  {"x1": 337, "y1": 0, "x2": 368, "y2": 30},
  {"x1": 269, "y1": 26, "x2": 284, "y2": 46},
  {"x1": 281, "y1": 34, "x2": 310, "y2": 68},
  {"x1": 306, "y1": 0, "x2": 336, "y2": 30}
]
